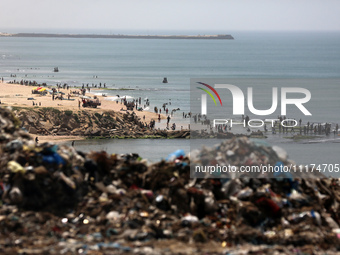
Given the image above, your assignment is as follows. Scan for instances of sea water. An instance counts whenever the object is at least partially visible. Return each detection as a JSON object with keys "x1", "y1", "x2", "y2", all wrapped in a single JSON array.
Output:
[{"x1": 0, "y1": 31, "x2": 339, "y2": 163}]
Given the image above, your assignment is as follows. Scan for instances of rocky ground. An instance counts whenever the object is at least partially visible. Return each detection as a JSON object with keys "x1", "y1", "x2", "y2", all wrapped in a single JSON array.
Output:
[
  {"x1": 13, "y1": 106, "x2": 267, "y2": 140},
  {"x1": 14, "y1": 107, "x2": 190, "y2": 139}
]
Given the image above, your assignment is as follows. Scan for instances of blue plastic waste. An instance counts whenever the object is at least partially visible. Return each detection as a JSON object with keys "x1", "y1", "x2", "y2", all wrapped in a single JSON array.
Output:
[
  {"x1": 42, "y1": 152, "x2": 65, "y2": 166},
  {"x1": 273, "y1": 161, "x2": 293, "y2": 180},
  {"x1": 96, "y1": 242, "x2": 131, "y2": 251},
  {"x1": 166, "y1": 149, "x2": 185, "y2": 162}
]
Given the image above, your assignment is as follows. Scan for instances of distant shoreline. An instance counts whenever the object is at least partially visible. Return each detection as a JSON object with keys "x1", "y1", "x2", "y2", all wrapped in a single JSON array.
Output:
[{"x1": 0, "y1": 32, "x2": 234, "y2": 40}]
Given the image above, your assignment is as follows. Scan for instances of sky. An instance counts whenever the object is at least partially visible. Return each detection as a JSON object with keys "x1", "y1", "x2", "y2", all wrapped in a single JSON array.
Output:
[{"x1": 1, "y1": 0, "x2": 340, "y2": 33}]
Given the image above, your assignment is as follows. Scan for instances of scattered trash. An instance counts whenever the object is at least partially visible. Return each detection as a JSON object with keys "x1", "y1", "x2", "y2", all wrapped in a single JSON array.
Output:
[{"x1": 0, "y1": 106, "x2": 339, "y2": 254}]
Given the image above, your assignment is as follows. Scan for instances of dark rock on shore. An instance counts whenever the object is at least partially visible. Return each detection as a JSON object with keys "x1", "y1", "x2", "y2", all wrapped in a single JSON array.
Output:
[{"x1": 14, "y1": 107, "x2": 191, "y2": 139}]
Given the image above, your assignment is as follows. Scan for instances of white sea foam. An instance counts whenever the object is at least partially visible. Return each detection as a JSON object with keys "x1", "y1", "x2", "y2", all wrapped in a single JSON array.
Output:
[
  {"x1": 105, "y1": 95, "x2": 134, "y2": 101},
  {"x1": 94, "y1": 92, "x2": 108, "y2": 96}
]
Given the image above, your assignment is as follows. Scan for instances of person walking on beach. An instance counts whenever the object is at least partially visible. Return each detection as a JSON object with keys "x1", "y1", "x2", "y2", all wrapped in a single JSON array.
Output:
[
  {"x1": 245, "y1": 115, "x2": 249, "y2": 126},
  {"x1": 167, "y1": 115, "x2": 171, "y2": 124},
  {"x1": 35, "y1": 137, "x2": 39, "y2": 144}
]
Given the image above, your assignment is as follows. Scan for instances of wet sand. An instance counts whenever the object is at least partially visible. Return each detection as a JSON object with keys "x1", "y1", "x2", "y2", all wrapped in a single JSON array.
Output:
[{"x1": 34, "y1": 135, "x2": 85, "y2": 144}]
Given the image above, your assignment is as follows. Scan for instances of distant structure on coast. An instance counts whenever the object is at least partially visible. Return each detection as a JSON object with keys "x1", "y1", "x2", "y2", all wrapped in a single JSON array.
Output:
[{"x1": 1, "y1": 33, "x2": 234, "y2": 40}]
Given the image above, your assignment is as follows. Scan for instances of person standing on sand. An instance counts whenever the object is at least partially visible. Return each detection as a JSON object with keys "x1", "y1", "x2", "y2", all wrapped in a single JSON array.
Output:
[{"x1": 35, "y1": 137, "x2": 39, "y2": 144}]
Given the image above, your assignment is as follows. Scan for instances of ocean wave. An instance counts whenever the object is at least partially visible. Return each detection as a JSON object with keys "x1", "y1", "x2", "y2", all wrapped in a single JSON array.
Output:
[
  {"x1": 105, "y1": 95, "x2": 134, "y2": 101},
  {"x1": 94, "y1": 92, "x2": 108, "y2": 96},
  {"x1": 302, "y1": 138, "x2": 340, "y2": 144}
]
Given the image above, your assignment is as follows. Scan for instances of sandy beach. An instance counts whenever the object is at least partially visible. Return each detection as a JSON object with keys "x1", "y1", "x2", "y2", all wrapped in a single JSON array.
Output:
[{"x1": 0, "y1": 81, "x2": 166, "y2": 143}]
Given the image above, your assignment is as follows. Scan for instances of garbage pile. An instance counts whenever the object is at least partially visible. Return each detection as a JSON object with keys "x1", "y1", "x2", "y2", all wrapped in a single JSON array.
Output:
[
  {"x1": 190, "y1": 136, "x2": 324, "y2": 179},
  {"x1": 0, "y1": 106, "x2": 339, "y2": 254}
]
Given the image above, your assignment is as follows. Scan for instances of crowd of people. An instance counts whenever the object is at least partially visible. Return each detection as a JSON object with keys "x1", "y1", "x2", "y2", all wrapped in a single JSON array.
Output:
[
  {"x1": 4, "y1": 78, "x2": 192, "y2": 131},
  {"x1": 193, "y1": 112, "x2": 340, "y2": 137}
]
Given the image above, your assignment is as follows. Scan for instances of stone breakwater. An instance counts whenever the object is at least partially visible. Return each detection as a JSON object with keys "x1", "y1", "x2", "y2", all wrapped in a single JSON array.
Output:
[
  {"x1": 14, "y1": 105, "x2": 268, "y2": 140},
  {"x1": 14, "y1": 107, "x2": 190, "y2": 139},
  {"x1": 0, "y1": 106, "x2": 339, "y2": 254},
  {"x1": 3, "y1": 32, "x2": 234, "y2": 40}
]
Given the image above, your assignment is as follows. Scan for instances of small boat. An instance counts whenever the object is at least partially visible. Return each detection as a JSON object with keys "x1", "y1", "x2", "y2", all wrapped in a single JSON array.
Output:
[
  {"x1": 162, "y1": 77, "x2": 168, "y2": 83},
  {"x1": 54, "y1": 67, "x2": 59, "y2": 72}
]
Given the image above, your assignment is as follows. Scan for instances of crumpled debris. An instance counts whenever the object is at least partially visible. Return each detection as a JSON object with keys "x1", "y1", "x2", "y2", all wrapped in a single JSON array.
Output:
[
  {"x1": 190, "y1": 136, "x2": 324, "y2": 179},
  {"x1": 0, "y1": 106, "x2": 339, "y2": 254}
]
